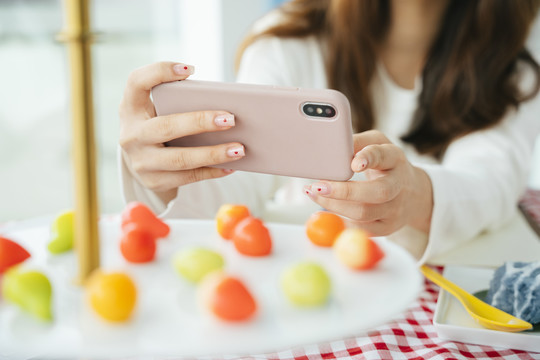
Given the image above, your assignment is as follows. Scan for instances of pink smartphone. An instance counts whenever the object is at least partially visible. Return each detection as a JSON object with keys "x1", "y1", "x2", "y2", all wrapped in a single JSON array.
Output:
[{"x1": 151, "y1": 80, "x2": 354, "y2": 181}]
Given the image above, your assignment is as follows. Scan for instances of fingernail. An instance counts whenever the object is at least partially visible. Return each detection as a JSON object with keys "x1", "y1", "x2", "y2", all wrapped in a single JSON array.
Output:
[
  {"x1": 227, "y1": 145, "x2": 245, "y2": 158},
  {"x1": 303, "y1": 185, "x2": 315, "y2": 198},
  {"x1": 173, "y1": 63, "x2": 194, "y2": 75},
  {"x1": 352, "y1": 157, "x2": 368, "y2": 172},
  {"x1": 215, "y1": 114, "x2": 235, "y2": 127},
  {"x1": 222, "y1": 169, "x2": 235, "y2": 174},
  {"x1": 311, "y1": 182, "x2": 331, "y2": 195}
]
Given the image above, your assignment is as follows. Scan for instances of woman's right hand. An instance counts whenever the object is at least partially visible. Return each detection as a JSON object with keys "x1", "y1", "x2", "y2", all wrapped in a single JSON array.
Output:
[{"x1": 119, "y1": 62, "x2": 245, "y2": 202}]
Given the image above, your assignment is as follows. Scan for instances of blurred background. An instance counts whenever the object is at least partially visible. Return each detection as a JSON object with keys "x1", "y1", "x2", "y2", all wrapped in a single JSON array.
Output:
[
  {"x1": 0, "y1": 0, "x2": 285, "y2": 222},
  {"x1": 0, "y1": 0, "x2": 539, "y2": 222}
]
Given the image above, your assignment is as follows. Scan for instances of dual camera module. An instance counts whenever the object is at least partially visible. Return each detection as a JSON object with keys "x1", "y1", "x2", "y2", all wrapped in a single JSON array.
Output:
[{"x1": 302, "y1": 103, "x2": 337, "y2": 119}]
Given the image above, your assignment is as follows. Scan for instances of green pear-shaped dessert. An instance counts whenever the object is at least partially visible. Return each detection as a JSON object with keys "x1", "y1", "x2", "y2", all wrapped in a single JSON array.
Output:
[
  {"x1": 48, "y1": 210, "x2": 74, "y2": 254},
  {"x1": 2, "y1": 267, "x2": 53, "y2": 321}
]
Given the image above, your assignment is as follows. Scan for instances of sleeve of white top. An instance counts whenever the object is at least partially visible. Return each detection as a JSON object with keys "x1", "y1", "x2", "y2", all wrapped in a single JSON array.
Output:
[
  {"x1": 118, "y1": 37, "x2": 291, "y2": 218},
  {"x1": 118, "y1": 147, "x2": 168, "y2": 214},
  {"x1": 416, "y1": 86, "x2": 540, "y2": 264}
]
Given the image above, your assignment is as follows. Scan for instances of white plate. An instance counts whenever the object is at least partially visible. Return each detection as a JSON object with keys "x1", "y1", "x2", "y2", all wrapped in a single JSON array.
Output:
[
  {"x1": 433, "y1": 265, "x2": 540, "y2": 352},
  {"x1": 0, "y1": 218, "x2": 421, "y2": 359}
]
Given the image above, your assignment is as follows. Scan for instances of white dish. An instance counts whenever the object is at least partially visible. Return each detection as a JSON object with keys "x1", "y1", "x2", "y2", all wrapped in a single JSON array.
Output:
[
  {"x1": 0, "y1": 218, "x2": 421, "y2": 359},
  {"x1": 433, "y1": 265, "x2": 540, "y2": 353}
]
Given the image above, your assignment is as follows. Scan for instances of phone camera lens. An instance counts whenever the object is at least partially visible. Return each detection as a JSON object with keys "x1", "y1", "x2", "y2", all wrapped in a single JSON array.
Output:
[{"x1": 303, "y1": 103, "x2": 336, "y2": 118}]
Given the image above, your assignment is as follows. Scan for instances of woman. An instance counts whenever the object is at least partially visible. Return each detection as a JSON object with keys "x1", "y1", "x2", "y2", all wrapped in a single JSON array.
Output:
[{"x1": 119, "y1": 0, "x2": 540, "y2": 262}]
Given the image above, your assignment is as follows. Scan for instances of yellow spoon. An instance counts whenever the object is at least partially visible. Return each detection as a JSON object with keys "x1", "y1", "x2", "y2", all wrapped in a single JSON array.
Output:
[{"x1": 420, "y1": 265, "x2": 533, "y2": 332}]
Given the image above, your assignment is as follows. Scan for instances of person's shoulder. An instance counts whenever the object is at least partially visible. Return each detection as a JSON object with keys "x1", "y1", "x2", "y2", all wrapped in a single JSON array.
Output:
[
  {"x1": 239, "y1": 34, "x2": 324, "y2": 87},
  {"x1": 238, "y1": 12, "x2": 325, "y2": 87},
  {"x1": 246, "y1": 11, "x2": 321, "y2": 59},
  {"x1": 246, "y1": 12, "x2": 319, "y2": 57}
]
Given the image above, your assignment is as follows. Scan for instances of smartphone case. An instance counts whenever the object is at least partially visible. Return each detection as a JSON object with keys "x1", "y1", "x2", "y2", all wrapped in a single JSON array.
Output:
[{"x1": 151, "y1": 80, "x2": 354, "y2": 181}]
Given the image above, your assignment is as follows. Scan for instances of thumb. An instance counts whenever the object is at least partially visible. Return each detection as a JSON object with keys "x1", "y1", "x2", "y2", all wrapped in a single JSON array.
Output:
[{"x1": 353, "y1": 130, "x2": 391, "y2": 153}]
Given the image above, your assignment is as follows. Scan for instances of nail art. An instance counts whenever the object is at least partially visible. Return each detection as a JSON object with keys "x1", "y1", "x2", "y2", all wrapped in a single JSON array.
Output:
[
  {"x1": 227, "y1": 145, "x2": 245, "y2": 158},
  {"x1": 215, "y1": 114, "x2": 235, "y2": 127},
  {"x1": 312, "y1": 182, "x2": 331, "y2": 195},
  {"x1": 353, "y1": 157, "x2": 368, "y2": 172},
  {"x1": 173, "y1": 64, "x2": 194, "y2": 75},
  {"x1": 303, "y1": 185, "x2": 315, "y2": 197}
]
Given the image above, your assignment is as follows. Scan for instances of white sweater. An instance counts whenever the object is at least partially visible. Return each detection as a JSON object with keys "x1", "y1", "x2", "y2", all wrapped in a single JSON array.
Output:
[{"x1": 120, "y1": 35, "x2": 540, "y2": 263}]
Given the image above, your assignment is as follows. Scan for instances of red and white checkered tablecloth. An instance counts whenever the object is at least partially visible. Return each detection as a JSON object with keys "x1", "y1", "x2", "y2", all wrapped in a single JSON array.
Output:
[{"x1": 196, "y1": 272, "x2": 539, "y2": 360}]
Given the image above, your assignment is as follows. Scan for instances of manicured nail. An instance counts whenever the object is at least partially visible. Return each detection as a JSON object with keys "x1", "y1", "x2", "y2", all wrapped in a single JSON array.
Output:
[
  {"x1": 352, "y1": 157, "x2": 368, "y2": 172},
  {"x1": 227, "y1": 145, "x2": 245, "y2": 158},
  {"x1": 215, "y1": 114, "x2": 235, "y2": 127},
  {"x1": 173, "y1": 63, "x2": 194, "y2": 75},
  {"x1": 303, "y1": 185, "x2": 315, "y2": 198},
  {"x1": 311, "y1": 182, "x2": 331, "y2": 195}
]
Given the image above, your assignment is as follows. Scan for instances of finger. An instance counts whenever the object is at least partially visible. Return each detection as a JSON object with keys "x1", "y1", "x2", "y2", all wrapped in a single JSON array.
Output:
[
  {"x1": 122, "y1": 61, "x2": 195, "y2": 111},
  {"x1": 140, "y1": 167, "x2": 235, "y2": 192},
  {"x1": 302, "y1": 193, "x2": 403, "y2": 236},
  {"x1": 306, "y1": 195, "x2": 396, "y2": 222},
  {"x1": 141, "y1": 111, "x2": 235, "y2": 144},
  {"x1": 349, "y1": 220, "x2": 400, "y2": 237},
  {"x1": 353, "y1": 130, "x2": 391, "y2": 153},
  {"x1": 132, "y1": 143, "x2": 245, "y2": 172},
  {"x1": 306, "y1": 177, "x2": 400, "y2": 203},
  {"x1": 351, "y1": 143, "x2": 405, "y2": 172}
]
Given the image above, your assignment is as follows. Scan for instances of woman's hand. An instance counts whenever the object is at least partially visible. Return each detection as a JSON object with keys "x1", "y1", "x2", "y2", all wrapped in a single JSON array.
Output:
[
  {"x1": 119, "y1": 62, "x2": 245, "y2": 203},
  {"x1": 304, "y1": 130, "x2": 433, "y2": 236}
]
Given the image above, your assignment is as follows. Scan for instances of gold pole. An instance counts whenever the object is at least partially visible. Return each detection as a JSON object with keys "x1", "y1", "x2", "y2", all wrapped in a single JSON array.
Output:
[{"x1": 59, "y1": 0, "x2": 100, "y2": 282}]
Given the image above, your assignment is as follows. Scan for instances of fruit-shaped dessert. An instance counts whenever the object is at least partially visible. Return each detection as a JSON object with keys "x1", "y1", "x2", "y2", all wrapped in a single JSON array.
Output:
[
  {"x1": 281, "y1": 262, "x2": 331, "y2": 306},
  {"x1": 232, "y1": 216, "x2": 272, "y2": 256},
  {"x1": 215, "y1": 204, "x2": 250, "y2": 240},
  {"x1": 305, "y1": 211, "x2": 345, "y2": 247},
  {"x1": 87, "y1": 271, "x2": 137, "y2": 322},
  {"x1": 173, "y1": 248, "x2": 225, "y2": 283},
  {"x1": 334, "y1": 228, "x2": 384, "y2": 270},
  {"x1": 121, "y1": 201, "x2": 170, "y2": 239},
  {"x1": 48, "y1": 210, "x2": 74, "y2": 254},
  {"x1": 2, "y1": 268, "x2": 52, "y2": 321},
  {"x1": 120, "y1": 223, "x2": 157, "y2": 263},
  {"x1": 0, "y1": 236, "x2": 31, "y2": 274},
  {"x1": 198, "y1": 272, "x2": 257, "y2": 321}
]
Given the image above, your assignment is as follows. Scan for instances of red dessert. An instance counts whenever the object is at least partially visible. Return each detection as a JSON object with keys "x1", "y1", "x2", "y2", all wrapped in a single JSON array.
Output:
[
  {"x1": 199, "y1": 272, "x2": 257, "y2": 321},
  {"x1": 232, "y1": 216, "x2": 272, "y2": 256},
  {"x1": 120, "y1": 223, "x2": 157, "y2": 263},
  {"x1": 0, "y1": 237, "x2": 31, "y2": 274},
  {"x1": 121, "y1": 202, "x2": 170, "y2": 239}
]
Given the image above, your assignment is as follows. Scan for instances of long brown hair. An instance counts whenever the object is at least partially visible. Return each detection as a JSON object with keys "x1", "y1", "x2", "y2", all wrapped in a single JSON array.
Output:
[{"x1": 237, "y1": 0, "x2": 540, "y2": 158}]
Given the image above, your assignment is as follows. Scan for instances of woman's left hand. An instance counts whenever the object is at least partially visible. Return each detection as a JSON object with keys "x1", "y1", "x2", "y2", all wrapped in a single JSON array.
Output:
[{"x1": 304, "y1": 130, "x2": 433, "y2": 236}]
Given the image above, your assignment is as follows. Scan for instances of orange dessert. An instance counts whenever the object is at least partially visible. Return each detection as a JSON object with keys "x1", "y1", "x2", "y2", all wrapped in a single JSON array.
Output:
[
  {"x1": 305, "y1": 211, "x2": 345, "y2": 247},
  {"x1": 87, "y1": 271, "x2": 137, "y2": 322},
  {"x1": 215, "y1": 204, "x2": 250, "y2": 240}
]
